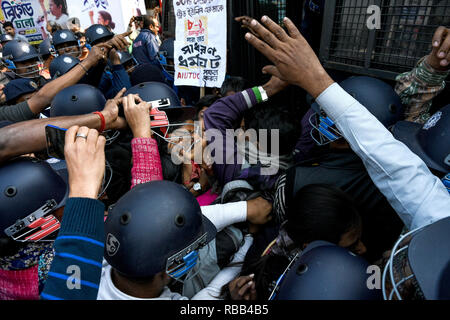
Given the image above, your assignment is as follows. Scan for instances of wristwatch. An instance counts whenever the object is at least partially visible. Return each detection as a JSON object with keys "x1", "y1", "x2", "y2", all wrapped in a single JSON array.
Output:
[{"x1": 193, "y1": 182, "x2": 202, "y2": 192}]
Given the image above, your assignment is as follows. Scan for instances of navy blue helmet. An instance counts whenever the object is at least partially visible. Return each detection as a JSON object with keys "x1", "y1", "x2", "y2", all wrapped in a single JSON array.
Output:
[
  {"x1": 272, "y1": 241, "x2": 382, "y2": 300},
  {"x1": 85, "y1": 24, "x2": 114, "y2": 46},
  {"x1": 50, "y1": 84, "x2": 106, "y2": 117},
  {"x1": 0, "y1": 33, "x2": 13, "y2": 46},
  {"x1": 393, "y1": 105, "x2": 450, "y2": 173},
  {"x1": 49, "y1": 54, "x2": 80, "y2": 79},
  {"x1": 2, "y1": 40, "x2": 42, "y2": 78},
  {"x1": 0, "y1": 157, "x2": 68, "y2": 242},
  {"x1": 383, "y1": 217, "x2": 450, "y2": 300},
  {"x1": 104, "y1": 180, "x2": 216, "y2": 279},
  {"x1": 125, "y1": 81, "x2": 196, "y2": 123},
  {"x1": 116, "y1": 50, "x2": 138, "y2": 73},
  {"x1": 310, "y1": 76, "x2": 404, "y2": 145},
  {"x1": 38, "y1": 38, "x2": 54, "y2": 59},
  {"x1": 51, "y1": 29, "x2": 81, "y2": 58}
]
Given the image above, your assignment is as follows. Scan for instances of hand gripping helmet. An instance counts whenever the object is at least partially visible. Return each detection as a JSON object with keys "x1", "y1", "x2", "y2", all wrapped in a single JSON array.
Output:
[
  {"x1": 392, "y1": 105, "x2": 450, "y2": 174},
  {"x1": 0, "y1": 33, "x2": 13, "y2": 47},
  {"x1": 383, "y1": 217, "x2": 450, "y2": 300},
  {"x1": 158, "y1": 38, "x2": 175, "y2": 80},
  {"x1": 309, "y1": 76, "x2": 404, "y2": 145},
  {"x1": 49, "y1": 54, "x2": 80, "y2": 79},
  {"x1": 50, "y1": 84, "x2": 119, "y2": 144},
  {"x1": 125, "y1": 81, "x2": 196, "y2": 144},
  {"x1": 116, "y1": 50, "x2": 138, "y2": 74},
  {"x1": 51, "y1": 29, "x2": 81, "y2": 58},
  {"x1": 0, "y1": 157, "x2": 68, "y2": 242},
  {"x1": 105, "y1": 180, "x2": 217, "y2": 280},
  {"x1": 2, "y1": 40, "x2": 42, "y2": 79},
  {"x1": 85, "y1": 24, "x2": 114, "y2": 46},
  {"x1": 271, "y1": 241, "x2": 382, "y2": 300}
]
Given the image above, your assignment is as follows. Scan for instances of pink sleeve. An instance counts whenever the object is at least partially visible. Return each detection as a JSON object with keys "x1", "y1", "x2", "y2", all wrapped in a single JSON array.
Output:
[{"x1": 131, "y1": 137, "x2": 163, "y2": 189}]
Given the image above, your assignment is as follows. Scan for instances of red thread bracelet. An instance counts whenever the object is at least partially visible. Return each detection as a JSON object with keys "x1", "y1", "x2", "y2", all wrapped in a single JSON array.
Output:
[{"x1": 93, "y1": 111, "x2": 106, "y2": 133}]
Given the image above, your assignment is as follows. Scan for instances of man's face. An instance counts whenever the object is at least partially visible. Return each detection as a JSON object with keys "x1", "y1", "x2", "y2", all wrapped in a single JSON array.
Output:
[
  {"x1": 5, "y1": 26, "x2": 15, "y2": 37},
  {"x1": 150, "y1": 20, "x2": 160, "y2": 35},
  {"x1": 56, "y1": 42, "x2": 80, "y2": 57},
  {"x1": 14, "y1": 59, "x2": 41, "y2": 78}
]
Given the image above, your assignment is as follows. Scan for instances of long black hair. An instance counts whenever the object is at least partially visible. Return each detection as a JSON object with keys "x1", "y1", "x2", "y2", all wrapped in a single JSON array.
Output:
[{"x1": 239, "y1": 184, "x2": 362, "y2": 300}]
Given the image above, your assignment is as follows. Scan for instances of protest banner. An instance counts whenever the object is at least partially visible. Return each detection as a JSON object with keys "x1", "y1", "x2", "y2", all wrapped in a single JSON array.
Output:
[
  {"x1": 173, "y1": 0, "x2": 227, "y2": 88},
  {"x1": 0, "y1": 0, "x2": 46, "y2": 45}
]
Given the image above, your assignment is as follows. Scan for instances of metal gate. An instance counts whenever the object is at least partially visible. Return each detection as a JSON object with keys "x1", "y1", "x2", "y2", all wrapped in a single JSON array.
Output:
[{"x1": 320, "y1": 0, "x2": 450, "y2": 80}]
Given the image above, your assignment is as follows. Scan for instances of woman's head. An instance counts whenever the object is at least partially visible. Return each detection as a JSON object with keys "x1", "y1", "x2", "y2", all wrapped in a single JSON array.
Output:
[
  {"x1": 286, "y1": 184, "x2": 366, "y2": 255},
  {"x1": 98, "y1": 11, "x2": 115, "y2": 30},
  {"x1": 50, "y1": 0, "x2": 67, "y2": 17}
]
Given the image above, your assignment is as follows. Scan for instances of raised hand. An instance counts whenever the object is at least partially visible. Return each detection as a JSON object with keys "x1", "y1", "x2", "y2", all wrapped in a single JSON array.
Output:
[
  {"x1": 65, "y1": 126, "x2": 106, "y2": 199},
  {"x1": 244, "y1": 16, "x2": 334, "y2": 98},
  {"x1": 427, "y1": 26, "x2": 450, "y2": 71}
]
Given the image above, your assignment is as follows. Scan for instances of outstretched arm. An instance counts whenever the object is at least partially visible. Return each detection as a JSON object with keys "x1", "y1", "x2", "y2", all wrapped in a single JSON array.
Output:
[
  {"x1": 0, "y1": 89, "x2": 127, "y2": 163},
  {"x1": 244, "y1": 16, "x2": 450, "y2": 230}
]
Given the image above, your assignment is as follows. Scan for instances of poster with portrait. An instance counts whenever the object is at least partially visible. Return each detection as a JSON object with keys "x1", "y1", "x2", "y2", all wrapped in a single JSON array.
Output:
[
  {"x1": 173, "y1": 0, "x2": 227, "y2": 88},
  {"x1": 65, "y1": 0, "x2": 146, "y2": 35},
  {"x1": 0, "y1": 0, "x2": 46, "y2": 44}
]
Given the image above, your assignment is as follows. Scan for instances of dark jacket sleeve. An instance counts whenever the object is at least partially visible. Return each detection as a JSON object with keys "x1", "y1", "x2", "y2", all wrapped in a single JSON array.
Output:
[
  {"x1": 107, "y1": 65, "x2": 132, "y2": 99},
  {"x1": 203, "y1": 89, "x2": 258, "y2": 186},
  {"x1": 41, "y1": 198, "x2": 105, "y2": 300},
  {"x1": 0, "y1": 101, "x2": 37, "y2": 122}
]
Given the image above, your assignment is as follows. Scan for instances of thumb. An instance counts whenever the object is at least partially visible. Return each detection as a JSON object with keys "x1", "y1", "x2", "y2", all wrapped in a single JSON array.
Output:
[
  {"x1": 262, "y1": 65, "x2": 283, "y2": 79},
  {"x1": 122, "y1": 30, "x2": 133, "y2": 37}
]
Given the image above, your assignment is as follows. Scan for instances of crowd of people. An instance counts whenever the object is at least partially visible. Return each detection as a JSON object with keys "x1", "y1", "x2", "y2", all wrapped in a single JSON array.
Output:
[{"x1": 0, "y1": 0, "x2": 448, "y2": 301}]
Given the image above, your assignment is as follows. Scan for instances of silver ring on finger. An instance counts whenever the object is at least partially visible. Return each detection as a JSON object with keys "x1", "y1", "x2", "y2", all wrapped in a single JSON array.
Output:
[{"x1": 76, "y1": 133, "x2": 88, "y2": 140}]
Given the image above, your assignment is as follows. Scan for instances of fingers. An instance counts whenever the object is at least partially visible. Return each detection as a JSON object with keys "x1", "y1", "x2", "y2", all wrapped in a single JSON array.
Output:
[
  {"x1": 121, "y1": 30, "x2": 133, "y2": 37},
  {"x1": 114, "y1": 87, "x2": 127, "y2": 100},
  {"x1": 86, "y1": 128, "x2": 100, "y2": 151},
  {"x1": 248, "y1": 18, "x2": 280, "y2": 48},
  {"x1": 437, "y1": 31, "x2": 450, "y2": 66},
  {"x1": 96, "y1": 134, "x2": 106, "y2": 149},
  {"x1": 245, "y1": 32, "x2": 277, "y2": 62},
  {"x1": 65, "y1": 125, "x2": 79, "y2": 147},
  {"x1": 432, "y1": 26, "x2": 447, "y2": 49},
  {"x1": 238, "y1": 280, "x2": 254, "y2": 298},
  {"x1": 74, "y1": 126, "x2": 89, "y2": 144},
  {"x1": 122, "y1": 94, "x2": 130, "y2": 114},
  {"x1": 262, "y1": 65, "x2": 284, "y2": 79},
  {"x1": 283, "y1": 17, "x2": 302, "y2": 39},
  {"x1": 261, "y1": 15, "x2": 288, "y2": 41},
  {"x1": 236, "y1": 274, "x2": 254, "y2": 288}
]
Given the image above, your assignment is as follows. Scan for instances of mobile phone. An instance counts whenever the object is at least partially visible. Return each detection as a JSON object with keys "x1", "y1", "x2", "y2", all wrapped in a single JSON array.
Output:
[{"x1": 45, "y1": 125, "x2": 67, "y2": 160}]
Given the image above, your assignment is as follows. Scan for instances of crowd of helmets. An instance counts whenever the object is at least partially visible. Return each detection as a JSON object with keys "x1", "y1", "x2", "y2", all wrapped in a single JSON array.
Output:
[{"x1": 0, "y1": 12, "x2": 449, "y2": 302}]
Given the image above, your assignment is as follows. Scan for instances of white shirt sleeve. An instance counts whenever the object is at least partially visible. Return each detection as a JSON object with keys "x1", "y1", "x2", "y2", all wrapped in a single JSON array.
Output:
[
  {"x1": 191, "y1": 234, "x2": 253, "y2": 300},
  {"x1": 316, "y1": 83, "x2": 450, "y2": 230},
  {"x1": 201, "y1": 201, "x2": 247, "y2": 232}
]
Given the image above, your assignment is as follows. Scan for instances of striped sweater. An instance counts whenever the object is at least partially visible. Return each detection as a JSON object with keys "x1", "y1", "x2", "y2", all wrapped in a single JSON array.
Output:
[{"x1": 41, "y1": 198, "x2": 105, "y2": 300}]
